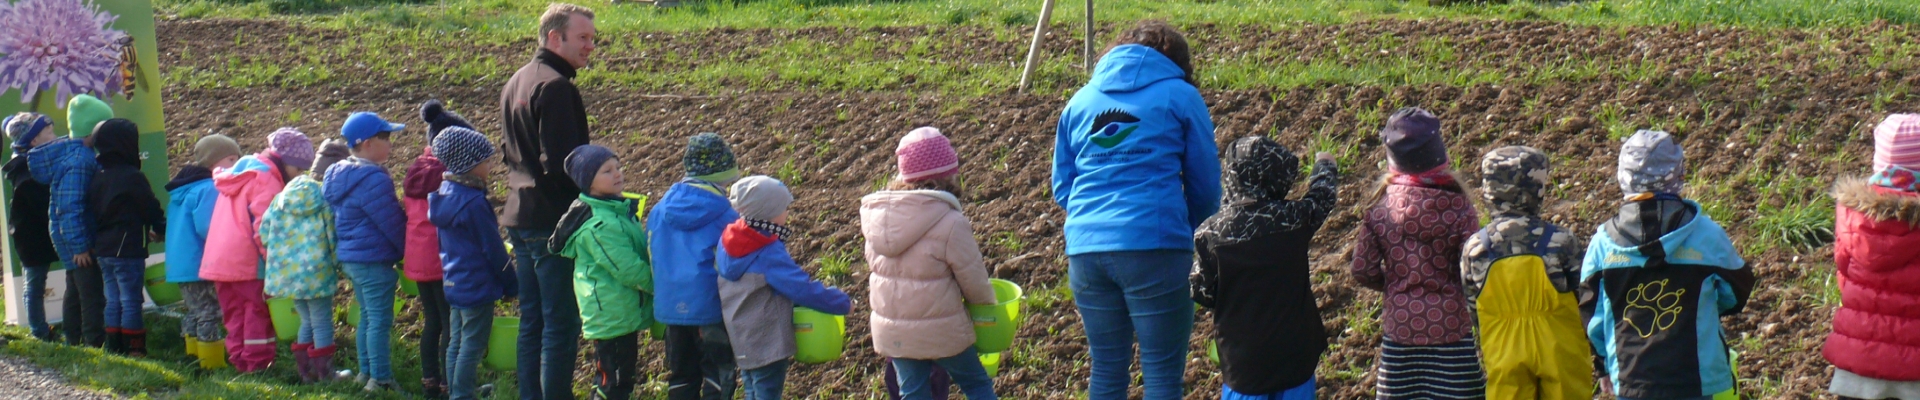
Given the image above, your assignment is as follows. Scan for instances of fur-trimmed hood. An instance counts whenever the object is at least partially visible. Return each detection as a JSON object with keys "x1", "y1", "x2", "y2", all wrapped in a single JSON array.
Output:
[{"x1": 1836, "y1": 177, "x2": 1920, "y2": 225}]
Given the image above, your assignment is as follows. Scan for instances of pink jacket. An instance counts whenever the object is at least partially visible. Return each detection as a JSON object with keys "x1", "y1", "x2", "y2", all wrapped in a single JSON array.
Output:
[
  {"x1": 860, "y1": 190, "x2": 997, "y2": 360},
  {"x1": 403, "y1": 150, "x2": 446, "y2": 281},
  {"x1": 200, "y1": 152, "x2": 289, "y2": 282}
]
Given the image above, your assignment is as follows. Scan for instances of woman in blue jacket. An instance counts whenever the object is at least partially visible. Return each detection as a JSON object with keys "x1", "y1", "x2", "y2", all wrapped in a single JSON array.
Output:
[{"x1": 1050, "y1": 21, "x2": 1222, "y2": 399}]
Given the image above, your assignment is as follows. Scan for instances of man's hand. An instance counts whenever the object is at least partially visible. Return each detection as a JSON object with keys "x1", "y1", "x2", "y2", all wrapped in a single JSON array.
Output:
[{"x1": 72, "y1": 252, "x2": 94, "y2": 269}]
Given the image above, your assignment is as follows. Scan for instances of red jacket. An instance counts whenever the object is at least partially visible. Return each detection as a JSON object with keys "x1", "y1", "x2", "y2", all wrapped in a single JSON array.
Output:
[
  {"x1": 403, "y1": 149, "x2": 446, "y2": 282},
  {"x1": 1827, "y1": 178, "x2": 1920, "y2": 380},
  {"x1": 1350, "y1": 183, "x2": 1480, "y2": 345}
]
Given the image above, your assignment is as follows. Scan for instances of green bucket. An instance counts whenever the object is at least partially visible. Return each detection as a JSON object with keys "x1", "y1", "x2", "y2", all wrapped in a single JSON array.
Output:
[
  {"x1": 1207, "y1": 340, "x2": 1219, "y2": 364},
  {"x1": 268, "y1": 297, "x2": 298, "y2": 342},
  {"x1": 346, "y1": 300, "x2": 360, "y2": 328},
  {"x1": 980, "y1": 352, "x2": 1002, "y2": 376},
  {"x1": 142, "y1": 265, "x2": 181, "y2": 306},
  {"x1": 792, "y1": 307, "x2": 846, "y2": 364},
  {"x1": 650, "y1": 321, "x2": 667, "y2": 341},
  {"x1": 486, "y1": 317, "x2": 520, "y2": 371},
  {"x1": 399, "y1": 276, "x2": 420, "y2": 297},
  {"x1": 966, "y1": 279, "x2": 1023, "y2": 353}
]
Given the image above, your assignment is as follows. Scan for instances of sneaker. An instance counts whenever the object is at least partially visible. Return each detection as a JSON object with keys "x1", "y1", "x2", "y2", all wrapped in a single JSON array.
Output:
[
  {"x1": 364, "y1": 379, "x2": 399, "y2": 392},
  {"x1": 477, "y1": 384, "x2": 495, "y2": 399}
]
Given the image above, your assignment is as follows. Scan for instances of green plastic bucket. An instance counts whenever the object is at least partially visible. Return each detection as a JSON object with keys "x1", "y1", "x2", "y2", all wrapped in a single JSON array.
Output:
[
  {"x1": 399, "y1": 276, "x2": 419, "y2": 297},
  {"x1": 268, "y1": 297, "x2": 298, "y2": 342},
  {"x1": 966, "y1": 279, "x2": 1023, "y2": 353},
  {"x1": 1207, "y1": 340, "x2": 1219, "y2": 364},
  {"x1": 980, "y1": 352, "x2": 1002, "y2": 376},
  {"x1": 346, "y1": 300, "x2": 360, "y2": 328},
  {"x1": 650, "y1": 321, "x2": 667, "y2": 341},
  {"x1": 486, "y1": 317, "x2": 520, "y2": 371},
  {"x1": 142, "y1": 265, "x2": 181, "y2": 306},
  {"x1": 792, "y1": 307, "x2": 845, "y2": 364}
]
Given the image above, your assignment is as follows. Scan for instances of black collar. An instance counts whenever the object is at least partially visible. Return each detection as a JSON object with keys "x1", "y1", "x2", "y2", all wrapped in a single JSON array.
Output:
[{"x1": 535, "y1": 48, "x2": 577, "y2": 79}]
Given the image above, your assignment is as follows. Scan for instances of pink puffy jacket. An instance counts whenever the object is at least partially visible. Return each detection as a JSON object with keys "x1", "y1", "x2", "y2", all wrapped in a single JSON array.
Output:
[
  {"x1": 860, "y1": 190, "x2": 997, "y2": 360},
  {"x1": 402, "y1": 150, "x2": 446, "y2": 282},
  {"x1": 200, "y1": 152, "x2": 289, "y2": 282}
]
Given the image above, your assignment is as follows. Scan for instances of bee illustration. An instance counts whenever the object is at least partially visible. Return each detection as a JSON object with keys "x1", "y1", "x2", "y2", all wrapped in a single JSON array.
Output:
[{"x1": 117, "y1": 35, "x2": 139, "y2": 98}]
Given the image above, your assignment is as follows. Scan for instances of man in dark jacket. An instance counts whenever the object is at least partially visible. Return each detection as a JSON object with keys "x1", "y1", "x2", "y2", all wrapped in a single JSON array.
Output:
[
  {"x1": 85, "y1": 118, "x2": 166, "y2": 356},
  {"x1": 5, "y1": 112, "x2": 61, "y2": 341},
  {"x1": 499, "y1": 3, "x2": 595, "y2": 399}
]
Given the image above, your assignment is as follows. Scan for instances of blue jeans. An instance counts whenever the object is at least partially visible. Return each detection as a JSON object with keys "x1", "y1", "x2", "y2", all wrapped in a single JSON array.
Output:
[
  {"x1": 1068, "y1": 250, "x2": 1195, "y2": 400},
  {"x1": 508, "y1": 228, "x2": 581, "y2": 400},
  {"x1": 447, "y1": 303, "x2": 493, "y2": 400},
  {"x1": 22, "y1": 264, "x2": 50, "y2": 339},
  {"x1": 741, "y1": 359, "x2": 790, "y2": 400},
  {"x1": 1222, "y1": 377, "x2": 1314, "y2": 400},
  {"x1": 345, "y1": 262, "x2": 398, "y2": 381},
  {"x1": 99, "y1": 257, "x2": 145, "y2": 331},
  {"x1": 293, "y1": 298, "x2": 334, "y2": 348},
  {"x1": 892, "y1": 347, "x2": 996, "y2": 400}
]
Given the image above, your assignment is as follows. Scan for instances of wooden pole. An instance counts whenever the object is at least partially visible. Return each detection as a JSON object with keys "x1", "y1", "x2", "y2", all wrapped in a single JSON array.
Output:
[
  {"x1": 1084, "y1": 0, "x2": 1094, "y2": 72},
  {"x1": 1017, "y1": 0, "x2": 1058, "y2": 93}
]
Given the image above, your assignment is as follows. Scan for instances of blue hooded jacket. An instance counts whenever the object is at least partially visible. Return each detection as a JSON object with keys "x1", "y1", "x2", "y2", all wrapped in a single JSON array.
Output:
[
  {"x1": 432, "y1": 178, "x2": 516, "y2": 309},
  {"x1": 1052, "y1": 44, "x2": 1222, "y2": 256},
  {"x1": 164, "y1": 167, "x2": 218, "y2": 282},
  {"x1": 324, "y1": 157, "x2": 407, "y2": 264},
  {"x1": 646, "y1": 179, "x2": 739, "y2": 326}
]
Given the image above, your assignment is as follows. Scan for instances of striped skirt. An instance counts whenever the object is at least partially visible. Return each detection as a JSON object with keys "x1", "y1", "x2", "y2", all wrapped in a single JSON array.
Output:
[{"x1": 1376, "y1": 338, "x2": 1488, "y2": 400}]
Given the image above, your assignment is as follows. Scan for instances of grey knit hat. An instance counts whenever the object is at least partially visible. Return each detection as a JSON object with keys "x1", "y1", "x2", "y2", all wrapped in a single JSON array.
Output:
[
  {"x1": 729, "y1": 175, "x2": 793, "y2": 221},
  {"x1": 1617, "y1": 130, "x2": 1686, "y2": 197},
  {"x1": 311, "y1": 139, "x2": 352, "y2": 178},
  {"x1": 193, "y1": 134, "x2": 243, "y2": 168},
  {"x1": 435, "y1": 126, "x2": 497, "y2": 176}
]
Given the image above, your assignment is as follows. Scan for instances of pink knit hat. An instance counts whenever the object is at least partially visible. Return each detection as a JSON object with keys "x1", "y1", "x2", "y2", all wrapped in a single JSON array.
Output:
[
  {"x1": 1874, "y1": 114, "x2": 1920, "y2": 173},
  {"x1": 896, "y1": 126, "x2": 959, "y2": 182}
]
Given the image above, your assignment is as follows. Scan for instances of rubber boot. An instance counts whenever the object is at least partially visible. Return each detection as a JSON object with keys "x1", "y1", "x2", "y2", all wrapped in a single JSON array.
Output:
[
  {"x1": 183, "y1": 335, "x2": 200, "y2": 359},
  {"x1": 124, "y1": 329, "x2": 147, "y2": 358},
  {"x1": 103, "y1": 329, "x2": 125, "y2": 355},
  {"x1": 291, "y1": 343, "x2": 314, "y2": 383},
  {"x1": 200, "y1": 340, "x2": 229, "y2": 370},
  {"x1": 309, "y1": 346, "x2": 340, "y2": 382},
  {"x1": 422, "y1": 378, "x2": 446, "y2": 399}
]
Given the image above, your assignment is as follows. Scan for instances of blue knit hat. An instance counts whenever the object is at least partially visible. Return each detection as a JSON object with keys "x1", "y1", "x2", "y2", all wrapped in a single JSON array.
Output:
[
  {"x1": 5, "y1": 112, "x2": 50, "y2": 153},
  {"x1": 567, "y1": 144, "x2": 617, "y2": 191},
  {"x1": 683, "y1": 132, "x2": 739, "y2": 183},
  {"x1": 341, "y1": 111, "x2": 405, "y2": 148},
  {"x1": 433, "y1": 126, "x2": 496, "y2": 175}
]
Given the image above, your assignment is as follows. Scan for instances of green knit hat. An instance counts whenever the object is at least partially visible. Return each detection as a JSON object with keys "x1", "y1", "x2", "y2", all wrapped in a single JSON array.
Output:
[{"x1": 66, "y1": 94, "x2": 113, "y2": 138}]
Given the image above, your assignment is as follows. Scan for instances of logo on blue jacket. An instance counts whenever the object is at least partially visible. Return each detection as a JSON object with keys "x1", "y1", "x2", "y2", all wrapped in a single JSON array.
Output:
[{"x1": 1088, "y1": 109, "x2": 1141, "y2": 149}]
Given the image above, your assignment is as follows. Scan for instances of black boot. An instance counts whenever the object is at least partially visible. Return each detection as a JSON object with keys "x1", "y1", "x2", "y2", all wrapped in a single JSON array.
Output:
[{"x1": 103, "y1": 329, "x2": 125, "y2": 354}]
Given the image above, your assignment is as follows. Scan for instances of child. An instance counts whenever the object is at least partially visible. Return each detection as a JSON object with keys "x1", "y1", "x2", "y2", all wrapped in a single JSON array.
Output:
[
  {"x1": 202, "y1": 127, "x2": 314, "y2": 373},
  {"x1": 1827, "y1": 114, "x2": 1920, "y2": 400},
  {"x1": 720, "y1": 175, "x2": 853, "y2": 400},
  {"x1": 86, "y1": 118, "x2": 167, "y2": 357},
  {"x1": 1582, "y1": 130, "x2": 1754, "y2": 400},
  {"x1": 409, "y1": 99, "x2": 469, "y2": 397},
  {"x1": 323, "y1": 111, "x2": 408, "y2": 392},
  {"x1": 551, "y1": 145, "x2": 657, "y2": 400},
  {"x1": 647, "y1": 132, "x2": 743, "y2": 399},
  {"x1": 1462, "y1": 146, "x2": 1592, "y2": 400},
  {"x1": 432, "y1": 126, "x2": 515, "y2": 400},
  {"x1": 165, "y1": 134, "x2": 241, "y2": 368},
  {"x1": 1191, "y1": 136, "x2": 1339, "y2": 400},
  {"x1": 862, "y1": 127, "x2": 998, "y2": 400},
  {"x1": 4, "y1": 112, "x2": 60, "y2": 342},
  {"x1": 260, "y1": 139, "x2": 349, "y2": 383},
  {"x1": 1349, "y1": 107, "x2": 1486, "y2": 398},
  {"x1": 37, "y1": 95, "x2": 109, "y2": 348}
]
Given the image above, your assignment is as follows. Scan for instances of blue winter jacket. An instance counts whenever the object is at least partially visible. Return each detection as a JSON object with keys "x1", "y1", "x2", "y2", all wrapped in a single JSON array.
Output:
[
  {"x1": 432, "y1": 178, "x2": 516, "y2": 309},
  {"x1": 164, "y1": 167, "x2": 217, "y2": 282},
  {"x1": 1052, "y1": 44, "x2": 1222, "y2": 256},
  {"x1": 646, "y1": 179, "x2": 738, "y2": 326},
  {"x1": 324, "y1": 157, "x2": 407, "y2": 264},
  {"x1": 27, "y1": 138, "x2": 96, "y2": 262}
]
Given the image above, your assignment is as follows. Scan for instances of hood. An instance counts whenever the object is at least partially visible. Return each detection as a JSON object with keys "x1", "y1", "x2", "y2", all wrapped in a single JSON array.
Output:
[
  {"x1": 91, "y1": 119, "x2": 140, "y2": 168},
  {"x1": 1220, "y1": 136, "x2": 1298, "y2": 203},
  {"x1": 322, "y1": 157, "x2": 387, "y2": 206},
  {"x1": 1480, "y1": 146, "x2": 1551, "y2": 217},
  {"x1": 3, "y1": 156, "x2": 28, "y2": 187},
  {"x1": 167, "y1": 165, "x2": 214, "y2": 191},
  {"x1": 859, "y1": 190, "x2": 962, "y2": 257},
  {"x1": 273, "y1": 176, "x2": 329, "y2": 217},
  {"x1": 215, "y1": 153, "x2": 280, "y2": 197},
  {"x1": 429, "y1": 179, "x2": 478, "y2": 229},
  {"x1": 1092, "y1": 44, "x2": 1189, "y2": 94},
  {"x1": 1604, "y1": 197, "x2": 1697, "y2": 247},
  {"x1": 1837, "y1": 177, "x2": 1920, "y2": 225},
  {"x1": 550, "y1": 194, "x2": 638, "y2": 255},
  {"x1": 1385, "y1": 184, "x2": 1477, "y2": 241},
  {"x1": 404, "y1": 150, "x2": 445, "y2": 199},
  {"x1": 654, "y1": 180, "x2": 733, "y2": 230},
  {"x1": 720, "y1": 220, "x2": 779, "y2": 280}
]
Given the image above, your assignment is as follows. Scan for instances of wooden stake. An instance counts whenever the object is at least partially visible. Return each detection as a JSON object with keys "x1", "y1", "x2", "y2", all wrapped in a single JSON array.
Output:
[
  {"x1": 1084, "y1": 0, "x2": 1095, "y2": 72},
  {"x1": 1017, "y1": 0, "x2": 1058, "y2": 93}
]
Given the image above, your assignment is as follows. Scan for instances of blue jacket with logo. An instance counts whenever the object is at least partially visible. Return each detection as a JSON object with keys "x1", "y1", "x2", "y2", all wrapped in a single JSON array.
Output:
[
  {"x1": 1052, "y1": 44, "x2": 1222, "y2": 256},
  {"x1": 646, "y1": 179, "x2": 738, "y2": 326}
]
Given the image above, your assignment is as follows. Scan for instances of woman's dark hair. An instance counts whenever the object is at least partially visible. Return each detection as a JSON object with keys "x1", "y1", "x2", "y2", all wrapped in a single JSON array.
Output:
[{"x1": 1107, "y1": 20, "x2": 1194, "y2": 85}]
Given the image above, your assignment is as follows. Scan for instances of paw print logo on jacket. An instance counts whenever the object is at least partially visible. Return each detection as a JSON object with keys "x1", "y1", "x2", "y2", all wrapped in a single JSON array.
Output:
[{"x1": 1623, "y1": 279, "x2": 1686, "y2": 338}]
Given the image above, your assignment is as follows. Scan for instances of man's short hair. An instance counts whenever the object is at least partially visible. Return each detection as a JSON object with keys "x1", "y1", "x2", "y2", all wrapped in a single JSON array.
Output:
[{"x1": 538, "y1": 3, "x2": 595, "y2": 46}]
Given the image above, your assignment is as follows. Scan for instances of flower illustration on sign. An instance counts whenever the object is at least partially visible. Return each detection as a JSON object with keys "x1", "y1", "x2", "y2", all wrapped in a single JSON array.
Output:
[{"x1": 0, "y1": 0, "x2": 127, "y2": 106}]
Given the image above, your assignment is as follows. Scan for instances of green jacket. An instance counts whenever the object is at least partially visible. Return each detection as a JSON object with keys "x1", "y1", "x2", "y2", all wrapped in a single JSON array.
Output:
[{"x1": 555, "y1": 194, "x2": 655, "y2": 339}]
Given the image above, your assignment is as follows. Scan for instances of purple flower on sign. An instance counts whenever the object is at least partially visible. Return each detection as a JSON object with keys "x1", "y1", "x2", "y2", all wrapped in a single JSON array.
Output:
[{"x1": 0, "y1": 0, "x2": 126, "y2": 105}]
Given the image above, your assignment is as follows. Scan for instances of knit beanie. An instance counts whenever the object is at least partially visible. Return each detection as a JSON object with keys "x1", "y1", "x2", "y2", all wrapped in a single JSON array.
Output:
[
  {"x1": 311, "y1": 139, "x2": 352, "y2": 178},
  {"x1": 5, "y1": 112, "x2": 50, "y2": 153},
  {"x1": 729, "y1": 175, "x2": 793, "y2": 222},
  {"x1": 683, "y1": 132, "x2": 739, "y2": 183},
  {"x1": 419, "y1": 99, "x2": 474, "y2": 143},
  {"x1": 436, "y1": 127, "x2": 497, "y2": 176},
  {"x1": 341, "y1": 111, "x2": 405, "y2": 149},
  {"x1": 1617, "y1": 130, "x2": 1686, "y2": 196},
  {"x1": 1381, "y1": 107, "x2": 1448, "y2": 173},
  {"x1": 66, "y1": 94, "x2": 112, "y2": 139},
  {"x1": 565, "y1": 144, "x2": 616, "y2": 191},
  {"x1": 1872, "y1": 114, "x2": 1920, "y2": 173},
  {"x1": 192, "y1": 134, "x2": 243, "y2": 168},
  {"x1": 267, "y1": 127, "x2": 316, "y2": 171},
  {"x1": 896, "y1": 126, "x2": 960, "y2": 183}
]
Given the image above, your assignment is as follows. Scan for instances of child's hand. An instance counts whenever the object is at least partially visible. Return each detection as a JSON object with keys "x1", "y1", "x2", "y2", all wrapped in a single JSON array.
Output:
[
  {"x1": 72, "y1": 252, "x2": 94, "y2": 269},
  {"x1": 1315, "y1": 152, "x2": 1336, "y2": 163}
]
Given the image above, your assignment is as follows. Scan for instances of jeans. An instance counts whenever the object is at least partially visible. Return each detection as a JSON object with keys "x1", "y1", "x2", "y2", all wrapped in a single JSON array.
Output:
[
  {"x1": 892, "y1": 347, "x2": 996, "y2": 400},
  {"x1": 1069, "y1": 250, "x2": 1195, "y2": 400},
  {"x1": 509, "y1": 228, "x2": 581, "y2": 400},
  {"x1": 345, "y1": 262, "x2": 398, "y2": 382},
  {"x1": 885, "y1": 360, "x2": 950, "y2": 400},
  {"x1": 293, "y1": 298, "x2": 334, "y2": 348},
  {"x1": 419, "y1": 280, "x2": 451, "y2": 384},
  {"x1": 665, "y1": 324, "x2": 737, "y2": 400},
  {"x1": 21, "y1": 264, "x2": 50, "y2": 340},
  {"x1": 61, "y1": 262, "x2": 105, "y2": 347},
  {"x1": 448, "y1": 303, "x2": 494, "y2": 400},
  {"x1": 178, "y1": 281, "x2": 224, "y2": 341},
  {"x1": 592, "y1": 332, "x2": 640, "y2": 400},
  {"x1": 741, "y1": 359, "x2": 790, "y2": 400},
  {"x1": 99, "y1": 257, "x2": 145, "y2": 332}
]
